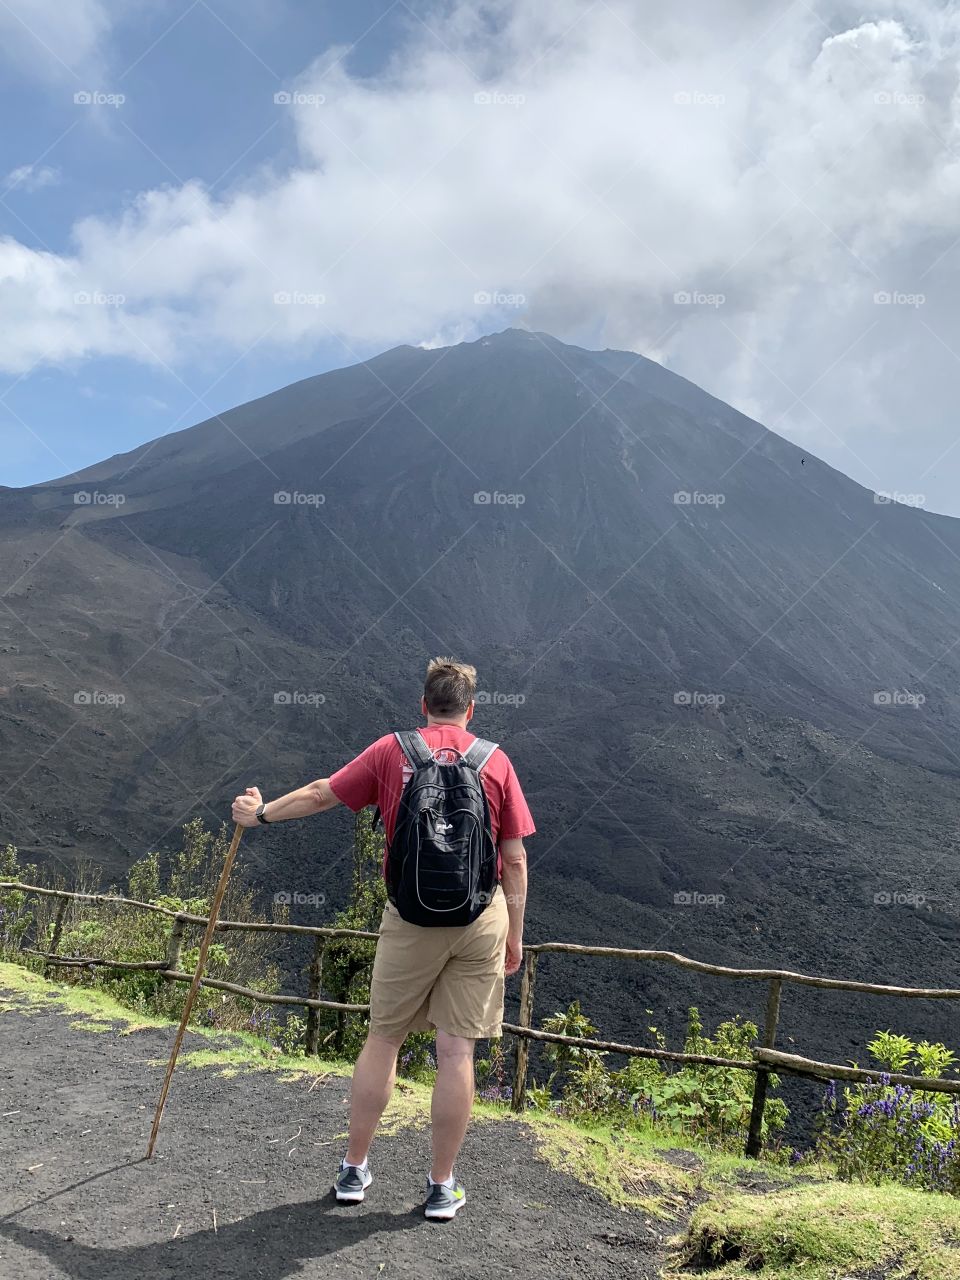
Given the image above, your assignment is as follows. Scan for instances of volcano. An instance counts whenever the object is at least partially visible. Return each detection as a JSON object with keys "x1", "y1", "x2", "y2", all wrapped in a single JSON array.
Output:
[{"x1": 2, "y1": 327, "x2": 958, "y2": 1062}]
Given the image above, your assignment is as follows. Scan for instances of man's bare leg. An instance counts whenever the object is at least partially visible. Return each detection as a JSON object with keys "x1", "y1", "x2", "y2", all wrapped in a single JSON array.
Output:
[
  {"x1": 345, "y1": 1031, "x2": 404, "y2": 1165},
  {"x1": 430, "y1": 1030, "x2": 475, "y2": 1182}
]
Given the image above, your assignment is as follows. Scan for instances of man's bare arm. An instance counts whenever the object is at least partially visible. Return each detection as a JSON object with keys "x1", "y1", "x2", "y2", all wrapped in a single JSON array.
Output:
[
  {"x1": 499, "y1": 837, "x2": 527, "y2": 975},
  {"x1": 232, "y1": 779, "x2": 341, "y2": 827}
]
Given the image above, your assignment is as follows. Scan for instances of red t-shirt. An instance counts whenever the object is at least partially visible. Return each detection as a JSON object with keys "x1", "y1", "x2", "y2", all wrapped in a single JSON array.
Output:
[{"x1": 328, "y1": 724, "x2": 535, "y2": 875}]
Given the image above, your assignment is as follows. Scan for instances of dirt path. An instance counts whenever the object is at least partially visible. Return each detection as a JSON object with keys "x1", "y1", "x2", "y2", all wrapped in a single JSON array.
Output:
[{"x1": 0, "y1": 985, "x2": 683, "y2": 1279}]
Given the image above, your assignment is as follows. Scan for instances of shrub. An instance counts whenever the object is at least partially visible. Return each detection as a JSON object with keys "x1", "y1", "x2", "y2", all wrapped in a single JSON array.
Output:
[
  {"x1": 11, "y1": 820, "x2": 285, "y2": 1033},
  {"x1": 476, "y1": 1038, "x2": 510, "y2": 1102},
  {"x1": 818, "y1": 1030, "x2": 960, "y2": 1193},
  {"x1": 311, "y1": 809, "x2": 384, "y2": 1060},
  {"x1": 0, "y1": 844, "x2": 37, "y2": 959},
  {"x1": 527, "y1": 1002, "x2": 787, "y2": 1150},
  {"x1": 651, "y1": 1005, "x2": 787, "y2": 1145}
]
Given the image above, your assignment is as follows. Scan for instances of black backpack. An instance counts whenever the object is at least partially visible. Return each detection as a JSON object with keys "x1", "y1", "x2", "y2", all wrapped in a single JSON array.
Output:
[{"x1": 385, "y1": 729, "x2": 500, "y2": 927}]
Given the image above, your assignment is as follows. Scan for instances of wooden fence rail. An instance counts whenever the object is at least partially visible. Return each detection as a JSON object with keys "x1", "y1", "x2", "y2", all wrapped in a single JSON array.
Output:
[
  {"x1": 521, "y1": 941, "x2": 960, "y2": 999},
  {"x1": 4, "y1": 879, "x2": 959, "y2": 1157},
  {"x1": 756, "y1": 1048, "x2": 960, "y2": 1095},
  {"x1": 0, "y1": 881, "x2": 379, "y2": 940},
  {"x1": 22, "y1": 950, "x2": 371, "y2": 1012}
]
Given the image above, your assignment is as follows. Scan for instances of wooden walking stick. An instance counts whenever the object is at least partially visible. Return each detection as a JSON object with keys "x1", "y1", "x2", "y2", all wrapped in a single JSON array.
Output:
[{"x1": 146, "y1": 821, "x2": 245, "y2": 1158}]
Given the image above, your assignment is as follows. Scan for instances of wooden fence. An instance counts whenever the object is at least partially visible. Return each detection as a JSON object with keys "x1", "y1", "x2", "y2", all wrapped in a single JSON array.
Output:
[{"x1": 4, "y1": 878, "x2": 960, "y2": 1158}]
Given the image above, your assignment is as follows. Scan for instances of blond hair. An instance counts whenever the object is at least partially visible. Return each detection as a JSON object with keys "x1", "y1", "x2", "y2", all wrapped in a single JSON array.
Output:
[{"x1": 423, "y1": 656, "x2": 477, "y2": 716}]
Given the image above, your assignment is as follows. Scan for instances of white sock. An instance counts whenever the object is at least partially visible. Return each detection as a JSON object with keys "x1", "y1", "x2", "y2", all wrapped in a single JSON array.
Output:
[
  {"x1": 343, "y1": 1156, "x2": 368, "y2": 1171},
  {"x1": 429, "y1": 1172, "x2": 456, "y2": 1188}
]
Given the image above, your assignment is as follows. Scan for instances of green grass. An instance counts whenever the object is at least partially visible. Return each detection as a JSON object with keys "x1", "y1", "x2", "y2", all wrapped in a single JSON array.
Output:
[
  {"x1": 0, "y1": 961, "x2": 171, "y2": 1031},
  {"x1": 0, "y1": 960, "x2": 352, "y2": 1074},
  {"x1": 474, "y1": 1099, "x2": 698, "y2": 1215},
  {"x1": 675, "y1": 1180, "x2": 960, "y2": 1278},
  {"x1": 473, "y1": 1099, "x2": 818, "y2": 1218}
]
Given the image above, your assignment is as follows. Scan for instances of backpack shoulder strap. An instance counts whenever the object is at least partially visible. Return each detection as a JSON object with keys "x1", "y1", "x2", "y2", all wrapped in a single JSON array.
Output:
[
  {"x1": 395, "y1": 729, "x2": 434, "y2": 769},
  {"x1": 461, "y1": 737, "x2": 499, "y2": 773}
]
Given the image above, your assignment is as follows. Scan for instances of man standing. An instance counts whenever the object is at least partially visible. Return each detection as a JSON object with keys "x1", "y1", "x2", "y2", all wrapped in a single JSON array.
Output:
[{"x1": 232, "y1": 658, "x2": 534, "y2": 1220}]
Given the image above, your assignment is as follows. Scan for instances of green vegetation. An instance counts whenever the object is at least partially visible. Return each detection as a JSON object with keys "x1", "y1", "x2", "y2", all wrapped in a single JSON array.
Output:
[
  {"x1": 676, "y1": 1180, "x2": 960, "y2": 1279},
  {"x1": 486, "y1": 1103, "x2": 700, "y2": 1216},
  {"x1": 512, "y1": 1000, "x2": 787, "y2": 1154},
  {"x1": 0, "y1": 843, "x2": 36, "y2": 956},
  {"x1": 1, "y1": 823, "x2": 283, "y2": 1032},
  {"x1": 0, "y1": 957, "x2": 167, "y2": 1029},
  {"x1": 309, "y1": 807, "x2": 384, "y2": 1059},
  {"x1": 817, "y1": 1029, "x2": 960, "y2": 1193},
  {"x1": 0, "y1": 958, "x2": 349, "y2": 1075}
]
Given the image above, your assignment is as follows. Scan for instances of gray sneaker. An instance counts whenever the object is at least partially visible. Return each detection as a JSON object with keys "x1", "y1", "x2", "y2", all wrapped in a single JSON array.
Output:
[
  {"x1": 334, "y1": 1160, "x2": 372, "y2": 1203},
  {"x1": 424, "y1": 1177, "x2": 467, "y2": 1220}
]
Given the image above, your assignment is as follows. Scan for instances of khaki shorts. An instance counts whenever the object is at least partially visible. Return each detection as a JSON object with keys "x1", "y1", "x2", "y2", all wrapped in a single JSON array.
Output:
[{"x1": 368, "y1": 886, "x2": 510, "y2": 1041}]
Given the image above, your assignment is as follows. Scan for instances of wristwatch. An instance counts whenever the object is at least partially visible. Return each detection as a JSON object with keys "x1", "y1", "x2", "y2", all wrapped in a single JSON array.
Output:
[{"x1": 255, "y1": 802, "x2": 271, "y2": 825}]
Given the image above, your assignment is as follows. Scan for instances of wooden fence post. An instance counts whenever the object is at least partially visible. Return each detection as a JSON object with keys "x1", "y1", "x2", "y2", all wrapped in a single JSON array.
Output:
[
  {"x1": 44, "y1": 896, "x2": 68, "y2": 978},
  {"x1": 745, "y1": 977, "x2": 782, "y2": 1158},
  {"x1": 164, "y1": 915, "x2": 186, "y2": 972},
  {"x1": 305, "y1": 936, "x2": 324, "y2": 1056},
  {"x1": 511, "y1": 950, "x2": 538, "y2": 1112}
]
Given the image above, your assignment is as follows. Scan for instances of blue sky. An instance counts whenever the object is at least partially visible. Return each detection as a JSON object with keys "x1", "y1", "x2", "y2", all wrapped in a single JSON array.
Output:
[
  {"x1": 3, "y1": 0, "x2": 960, "y2": 515},
  {"x1": 1, "y1": 1, "x2": 416, "y2": 486}
]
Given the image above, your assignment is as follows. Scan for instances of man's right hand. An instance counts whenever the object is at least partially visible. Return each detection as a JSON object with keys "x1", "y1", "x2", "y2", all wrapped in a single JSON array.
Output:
[
  {"x1": 232, "y1": 786, "x2": 263, "y2": 827},
  {"x1": 505, "y1": 933, "x2": 523, "y2": 976}
]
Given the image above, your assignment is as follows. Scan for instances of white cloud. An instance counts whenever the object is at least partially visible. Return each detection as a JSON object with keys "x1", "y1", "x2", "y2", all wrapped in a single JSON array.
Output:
[
  {"x1": 5, "y1": 162, "x2": 60, "y2": 191},
  {"x1": 2, "y1": 0, "x2": 960, "y2": 504},
  {"x1": 0, "y1": 0, "x2": 116, "y2": 79}
]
